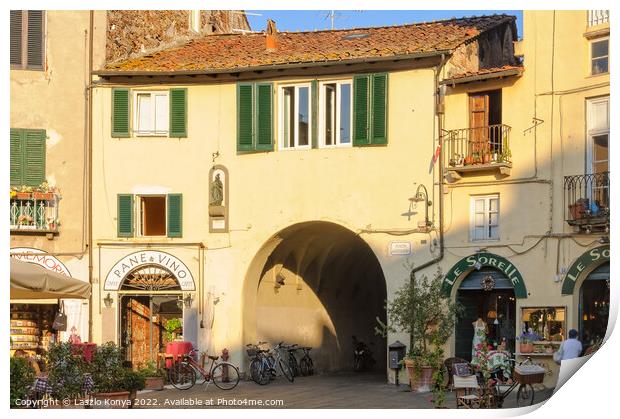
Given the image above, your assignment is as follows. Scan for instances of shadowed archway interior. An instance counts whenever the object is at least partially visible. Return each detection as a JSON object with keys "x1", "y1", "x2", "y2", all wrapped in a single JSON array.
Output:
[{"x1": 247, "y1": 221, "x2": 387, "y2": 373}]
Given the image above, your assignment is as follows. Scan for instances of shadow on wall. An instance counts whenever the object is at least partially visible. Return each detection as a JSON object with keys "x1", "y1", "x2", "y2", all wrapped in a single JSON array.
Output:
[{"x1": 249, "y1": 221, "x2": 387, "y2": 374}]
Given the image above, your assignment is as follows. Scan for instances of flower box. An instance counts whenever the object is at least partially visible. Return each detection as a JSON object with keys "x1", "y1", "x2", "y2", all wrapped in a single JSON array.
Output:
[
  {"x1": 15, "y1": 192, "x2": 32, "y2": 200},
  {"x1": 33, "y1": 192, "x2": 55, "y2": 200}
]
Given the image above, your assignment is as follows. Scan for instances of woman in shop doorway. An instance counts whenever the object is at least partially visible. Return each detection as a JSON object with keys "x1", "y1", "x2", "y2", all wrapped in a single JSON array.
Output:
[{"x1": 472, "y1": 317, "x2": 488, "y2": 357}]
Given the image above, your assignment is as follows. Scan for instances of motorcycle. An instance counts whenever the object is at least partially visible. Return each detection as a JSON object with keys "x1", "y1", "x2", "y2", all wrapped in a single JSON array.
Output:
[{"x1": 352, "y1": 335, "x2": 376, "y2": 372}]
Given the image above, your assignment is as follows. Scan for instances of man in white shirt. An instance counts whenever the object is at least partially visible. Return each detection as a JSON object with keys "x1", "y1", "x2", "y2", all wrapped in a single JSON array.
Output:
[{"x1": 556, "y1": 329, "x2": 583, "y2": 363}]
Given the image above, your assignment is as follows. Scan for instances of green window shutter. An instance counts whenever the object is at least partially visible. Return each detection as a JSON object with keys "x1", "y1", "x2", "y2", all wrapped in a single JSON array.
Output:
[
  {"x1": 167, "y1": 194, "x2": 183, "y2": 238},
  {"x1": 353, "y1": 75, "x2": 370, "y2": 146},
  {"x1": 112, "y1": 88, "x2": 130, "y2": 138},
  {"x1": 255, "y1": 83, "x2": 274, "y2": 151},
  {"x1": 10, "y1": 129, "x2": 24, "y2": 186},
  {"x1": 169, "y1": 88, "x2": 187, "y2": 137},
  {"x1": 237, "y1": 83, "x2": 254, "y2": 151},
  {"x1": 117, "y1": 194, "x2": 134, "y2": 237},
  {"x1": 23, "y1": 129, "x2": 46, "y2": 186},
  {"x1": 311, "y1": 79, "x2": 319, "y2": 148},
  {"x1": 370, "y1": 73, "x2": 388, "y2": 145}
]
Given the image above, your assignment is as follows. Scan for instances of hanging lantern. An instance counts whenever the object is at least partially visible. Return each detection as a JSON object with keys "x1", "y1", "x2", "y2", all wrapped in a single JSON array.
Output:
[{"x1": 480, "y1": 274, "x2": 496, "y2": 291}]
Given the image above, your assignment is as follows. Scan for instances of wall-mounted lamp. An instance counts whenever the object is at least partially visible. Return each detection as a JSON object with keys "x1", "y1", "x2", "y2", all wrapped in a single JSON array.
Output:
[
  {"x1": 274, "y1": 273, "x2": 286, "y2": 289},
  {"x1": 183, "y1": 293, "x2": 194, "y2": 308},
  {"x1": 409, "y1": 184, "x2": 433, "y2": 229},
  {"x1": 103, "y1": 293, "x2": 114, "y2": 308}
]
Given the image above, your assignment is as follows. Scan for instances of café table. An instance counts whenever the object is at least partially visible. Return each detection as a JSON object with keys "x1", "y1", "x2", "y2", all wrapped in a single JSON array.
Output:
[{"x1": 164, "y1": 341, "x2": 193, "y2": 368}]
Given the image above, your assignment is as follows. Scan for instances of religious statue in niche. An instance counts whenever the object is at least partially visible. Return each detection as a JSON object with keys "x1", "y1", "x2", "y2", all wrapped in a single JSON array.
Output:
[{"x1": 208, "y1": 166, "x2": 229, "y2": 232}]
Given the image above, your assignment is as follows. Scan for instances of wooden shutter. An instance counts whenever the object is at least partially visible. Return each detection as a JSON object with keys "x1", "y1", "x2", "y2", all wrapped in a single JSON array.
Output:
[
  {"x1": 26, "y1": 11, "x2": 44, "y2": 69},
  {"x1": 255, "y1": 83, "x2": 273, "y2": 151},
  {"x1": 10, "y1": 11, "x2": 22, "y2": 66},
  {"x1": 169, "y1": 88, "x2": 187, "y2": 137},
  {"x1": 370, "y1": 73, "x2": 388, "y2": 144},
  {"x1": 353, "y1": 75, "x2": 370, "y2": 146},
  {"x1": 167, "y1": 194, "x2": 183, "y2": 238},
  {"x1": 112, "y1": 88, "x2": 130, "y2": 137},
  {"x1": 237, "y1": 84, "x2": 254, "y2": 151},
  {"x1": 23, "y1": 130, "x2": 46, "y2": 186},
  {"x1": 117, "y1": 194, "x2": 134, "y2": 237},
  {"x1": 311, "y1": 80, "x2": 319, "y2": 148},
  {"x1": 10, "y1": 129, "x2": 23, "y2": 186}
]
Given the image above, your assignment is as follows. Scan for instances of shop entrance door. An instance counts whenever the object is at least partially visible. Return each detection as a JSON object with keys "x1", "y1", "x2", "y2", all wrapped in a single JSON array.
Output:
[
  {"x1": 120, "y1": 294, "x2": 182, "y2": 368},
  {"x1": 579, "y1": 262, "x2": 610, "y2": 349}
]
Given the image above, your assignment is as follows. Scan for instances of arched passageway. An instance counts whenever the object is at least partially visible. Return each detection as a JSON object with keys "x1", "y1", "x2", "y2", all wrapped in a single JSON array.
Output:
[{"x1": 243, "y1": 221, "x2": 387, "y2": 373}]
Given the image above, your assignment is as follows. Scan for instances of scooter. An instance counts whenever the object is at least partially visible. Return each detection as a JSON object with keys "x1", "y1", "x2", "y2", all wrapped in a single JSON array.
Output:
[{"x1": 352, "y1": 335, "x2": 376, "y2": 372}]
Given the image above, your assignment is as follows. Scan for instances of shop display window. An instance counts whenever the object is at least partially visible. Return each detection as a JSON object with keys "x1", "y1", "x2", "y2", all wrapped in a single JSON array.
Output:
[{"x1": 520, "y1": 306, "x2": 566, "y2": 353}]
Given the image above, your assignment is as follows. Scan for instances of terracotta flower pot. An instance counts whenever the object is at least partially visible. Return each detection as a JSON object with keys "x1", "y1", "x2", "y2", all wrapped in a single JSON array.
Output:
[
  {"x1": 33, "y1": 192, "x2": 54, "y2": 200},
  {"x1": 144, "y1": 376, "x2": 165, "y2": 391},
  {"x1": 520, "y1": 343, "x2": 534, "y2": 353},
  {"x1": 404, "y1": 360, "x2": 435, "y2": 393},
  {"x1": 91, "y1": 391, "x2": 131, "y2": 409}
]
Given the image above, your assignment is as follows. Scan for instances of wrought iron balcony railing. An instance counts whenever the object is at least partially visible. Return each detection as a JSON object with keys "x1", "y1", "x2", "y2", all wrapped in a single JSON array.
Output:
[
  {"x1": 10, "y1": 191, "x2": 60, "y2": 233},
  {"x1": 444, "y1": 124, "x2": 512, "y2": 174},
  {"x1": 564, "y1": 172, "x2": 609, "y2": 232},
  {"x1": 588, "y1": 10, "x2": 609, "y2": 26}
]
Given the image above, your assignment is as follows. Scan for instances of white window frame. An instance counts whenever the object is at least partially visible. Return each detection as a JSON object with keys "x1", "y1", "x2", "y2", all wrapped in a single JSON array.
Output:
[
  {"x1": 590, "y1": 37, "x2": 609, "y2": 76},
  {"x1": 319, "y1": 79, "x2": 353, "y2": 148},
  {"x1": 586, "y1": 96, "x2": 610, "y2": 174},
  {"x1": 278, "y1": 83, "x2": 312, "y2": 150},
  {"x1": 470, "y1": 194, "x2": 500, "y2": 242},
  {"x1": 137, "y1": 194, "x2": 167, "y2": 237},
  {"x1": 133, "y1": 90, "x2": 169, "y2": 137}
]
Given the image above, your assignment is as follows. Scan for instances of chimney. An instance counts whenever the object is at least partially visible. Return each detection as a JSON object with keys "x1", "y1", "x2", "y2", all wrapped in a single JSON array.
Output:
[{"x1": 266, "y1": 19, "x2": 277, "y2": 51}]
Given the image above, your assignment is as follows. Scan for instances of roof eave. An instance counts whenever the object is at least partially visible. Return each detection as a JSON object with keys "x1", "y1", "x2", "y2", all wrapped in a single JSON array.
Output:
[
  {"x1": 440, "y1": 68, "x2": 523, "y2": 86},
  {"x1": 93, "y1": 50, "x2": 452, "y2": 77}
]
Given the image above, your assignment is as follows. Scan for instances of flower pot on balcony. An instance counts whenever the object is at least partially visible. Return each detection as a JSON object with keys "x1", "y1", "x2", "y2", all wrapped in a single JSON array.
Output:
[
  {"x1": 483, "y1": 153, "x2": 492, "y2": 164},
  {"x1": 34, "y1": 192, "x2": 54, "y2": 200},
  {"x1": 15, "y1": 192, "x2": 32, "y2": 200},
  {"x1": 464, "y1": 156, "x2": 474, "y2": 166}
]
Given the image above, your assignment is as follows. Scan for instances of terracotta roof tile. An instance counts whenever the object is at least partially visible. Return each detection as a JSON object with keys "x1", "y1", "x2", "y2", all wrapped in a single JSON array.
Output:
[
  {"x1": 442, "y1": 65, "x2": 524, "y2": 84},
  {"x1": 101, "y1": 14, "x2": 515, "y2": 74}
]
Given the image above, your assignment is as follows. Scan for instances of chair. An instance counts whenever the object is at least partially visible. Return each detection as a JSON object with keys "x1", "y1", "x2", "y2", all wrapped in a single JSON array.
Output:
[
  {"x1": 443, "y1": 357, "x2": 469, "y2": 390},
  {"x1": 454, "y1": 374, "x2": 481, "y2": 409}
]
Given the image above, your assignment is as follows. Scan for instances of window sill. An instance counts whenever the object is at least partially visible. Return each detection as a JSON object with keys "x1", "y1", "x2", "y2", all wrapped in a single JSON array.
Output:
[{"x1": 11, "y1": 227, "x2": 59, "y2": 236}]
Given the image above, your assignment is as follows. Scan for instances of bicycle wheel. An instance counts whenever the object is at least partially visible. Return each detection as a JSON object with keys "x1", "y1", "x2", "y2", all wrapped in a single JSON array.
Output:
[
  {"x1": 516, "y1": 383, "x2": 535, "y2": 407},
  {"x1": 169, "y1": 362, "x2": 196, "y2": 390},
  {"x1": 211, "y1": 362, "x2": 240, "y2": 390},
  {"x1": 250, "y1": 358, "x2": 270, "y2": 385},
  {"x1": 300, "y1": 357, "x2": 312, "y2": 376},
  {"x1": 278, "y1": 358, "x2": 294, "y2": 382},
  {"x1": 288, "y1": 353, "x2": 299, "y2": 377}
]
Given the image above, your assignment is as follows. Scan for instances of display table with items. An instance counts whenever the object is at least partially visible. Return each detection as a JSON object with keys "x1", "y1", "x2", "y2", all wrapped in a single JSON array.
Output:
[{"x1": 10, "y1": 304, "x2": 59, "y2": 356}]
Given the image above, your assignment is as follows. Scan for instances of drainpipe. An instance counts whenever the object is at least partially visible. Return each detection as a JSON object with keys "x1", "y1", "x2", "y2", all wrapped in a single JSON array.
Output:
[
  {"x1": 87, "y1": 10, "x2": 94, "y2": 342},
  {"x1": 408, "y1": 54, "x2": 448, "y2": 349}
]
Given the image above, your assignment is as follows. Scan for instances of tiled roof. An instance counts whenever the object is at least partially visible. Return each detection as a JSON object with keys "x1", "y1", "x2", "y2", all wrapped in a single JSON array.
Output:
[
  {"x1": 441, "y1": 65, "x2": 524, "y2": 84},
  {"x1": 100, "y1": 14, "x2": 515, "y2": 74}
]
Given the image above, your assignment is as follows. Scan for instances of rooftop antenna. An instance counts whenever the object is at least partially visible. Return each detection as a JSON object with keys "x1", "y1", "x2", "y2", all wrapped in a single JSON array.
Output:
[{"x1": 321, "y1": 10, "x2": 362, "y2": 30}]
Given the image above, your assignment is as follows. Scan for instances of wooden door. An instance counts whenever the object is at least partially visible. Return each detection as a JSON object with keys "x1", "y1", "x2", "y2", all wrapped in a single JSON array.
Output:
[{"x1": 469, "y1": 94, "x2": 489, "y2": 157}]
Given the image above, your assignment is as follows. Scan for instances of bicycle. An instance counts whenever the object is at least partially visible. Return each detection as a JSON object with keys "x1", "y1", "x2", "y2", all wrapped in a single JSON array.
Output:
[
  {"x1": 246, "y1": 341, "x2": 294, "y2": 384},
  {"x1": 484, "y1": 357, "x2": 545, "y2": 408},
  {"x1": 298, "y1": 346, "x2": 314, "y2": 376},
  {"x1": 284, "y1": 343, "x2": 300, "y2": 377},
  {"x1": 168, "y1": 348, "x2": 240, "y2": 391}
]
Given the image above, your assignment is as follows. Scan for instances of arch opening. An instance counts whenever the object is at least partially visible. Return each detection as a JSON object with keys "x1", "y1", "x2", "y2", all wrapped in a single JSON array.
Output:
[{"x1": 243, "y1": 221, "x2": 387, "y2": 374}]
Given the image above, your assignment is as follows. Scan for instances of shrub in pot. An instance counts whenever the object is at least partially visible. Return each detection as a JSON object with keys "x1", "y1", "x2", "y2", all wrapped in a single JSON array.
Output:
[
  {"x1": 10, "y1": 357, "x2": 35, "y2": 408},
  {"x1": 89, "y1": 342, "x2": 140, "y2": 408},
  {"x1": 140, "y1": 360, "x2": 165, "y2": 391},
  {"x1": 377, "y1": 267, "x2": 462, "y2": 395},
  {"x1": 46, "y1": 342, "x2": 87, "y2": 407}
]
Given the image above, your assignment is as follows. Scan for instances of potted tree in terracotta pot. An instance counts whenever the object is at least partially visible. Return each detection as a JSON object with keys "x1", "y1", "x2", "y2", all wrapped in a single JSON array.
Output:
[
  {"x1": 139, "y1": 360, "x2": 165, "y2": 391},
  {"x1": 377, "y1": 267, "x2": 462, "y2": 393}
]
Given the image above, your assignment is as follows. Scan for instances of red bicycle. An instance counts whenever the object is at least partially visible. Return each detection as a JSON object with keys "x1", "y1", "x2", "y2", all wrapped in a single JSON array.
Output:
[{"x1": 168, "y1": 348, "x2": 240, "y2": 390}]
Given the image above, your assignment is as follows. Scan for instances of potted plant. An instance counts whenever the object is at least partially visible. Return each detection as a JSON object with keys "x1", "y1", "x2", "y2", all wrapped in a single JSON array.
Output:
[
  {"x1": 10, "y1": 357, "x2": 35, "y2": 408},
  {"x1": 464, "y1": 155, "x2": 473, "y2": 165},
  {"x1": 518, "y1": 331, "x2": 541, "y2": 353},
  {"x1": 139, "y1": 360, "x2": 165, "y2": 391},
  {"x1": 46, "y1": 342, "x2": 87, "y2": 408},
  {"x1": 377, "y1": 267, "x2": 463, "y2": 393},
  {"x1": 164, "y1": 318, "x2": 183, "y2": 341},
  {"x1": 122, "y1": 368, "x2": 146, "y2": 408},
  {"x1": 89, "y1": 342, "x2": 135, "y2": 408},
  {"x1": 482, "y1": 152, "x2": 492, "y2": 164}
]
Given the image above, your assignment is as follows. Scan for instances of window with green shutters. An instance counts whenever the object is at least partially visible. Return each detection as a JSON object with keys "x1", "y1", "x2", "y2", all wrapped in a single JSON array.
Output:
[
  {"x1": 353, "y1": 73, "x2": 388, "y2": 146},
  {"x1": 117, "y1": 193, "x2": 183, "y2": 238},
  {"x1": 10, "y1": 128, "x2": 46, "y2": 187},
  {"x1": 111, "y1": 88, "x2": 187, "y2": 138},
  {"x1": 237, "y1": 83, "x2": 274, "y2": 152},
  {"x1": 117, "y1": 194, "x2": 134, "y2": 237}
]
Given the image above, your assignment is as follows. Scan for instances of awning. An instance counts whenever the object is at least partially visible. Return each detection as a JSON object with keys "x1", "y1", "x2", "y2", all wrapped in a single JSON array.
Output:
[{"x1": 10, "y1": 258, "x2": 91, "y2": 299}]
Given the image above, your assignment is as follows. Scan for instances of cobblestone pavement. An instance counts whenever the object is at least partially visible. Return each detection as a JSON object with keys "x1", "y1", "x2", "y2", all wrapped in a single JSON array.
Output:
[{"x1": 134, "y1": 372, "x2": 555, "y2": 409}]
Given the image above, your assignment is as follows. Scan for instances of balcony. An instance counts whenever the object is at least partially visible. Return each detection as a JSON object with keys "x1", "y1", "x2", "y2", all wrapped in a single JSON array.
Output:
[
  {"x1": 588, "y1": 10, "x2": 609, "y2": 27},
  {"x1": 443, "y1": 124, "x2": 512, "y2": 181},
  {"x1": 564, "y1": 172, "x2": 609, "y2": 233},
  {"x1": 10, "y1": 190, "x2": 60, "y2": 234}
]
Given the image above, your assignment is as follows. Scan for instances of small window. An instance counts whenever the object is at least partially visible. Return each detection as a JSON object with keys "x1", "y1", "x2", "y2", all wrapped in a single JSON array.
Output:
[
  {"x1": 133, "y1": 91, "x2": 169, "y2": 136},
  {"x1": 591, "y1": 39, "x2": 609, "y2": 75},
  {"x1": 320, "y1": 80, "x2": 353, "y2": 147},
  {"x1": 140, "y1": 196, "x2": 166, "y2": 236},
  {"x1": 471, "y1": 195, "x2": 500, "y2": 241},
  {"x1": 10, "y1": 10, "x2": 45, "y2": 70},
  {"x1": 279, "y1": 84, "x2": 311, "y2": 149}
]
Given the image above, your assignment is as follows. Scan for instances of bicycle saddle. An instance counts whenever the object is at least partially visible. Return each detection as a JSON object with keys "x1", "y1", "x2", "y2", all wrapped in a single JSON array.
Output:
[{"x1": 208, "y1": 355, "x2": 219, "y2": 360}]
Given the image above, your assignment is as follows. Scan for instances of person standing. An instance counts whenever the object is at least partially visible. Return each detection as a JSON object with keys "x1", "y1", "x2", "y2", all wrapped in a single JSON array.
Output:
[{"x1": 554, "y1": 329, "x2": 583, "y2": 364}]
